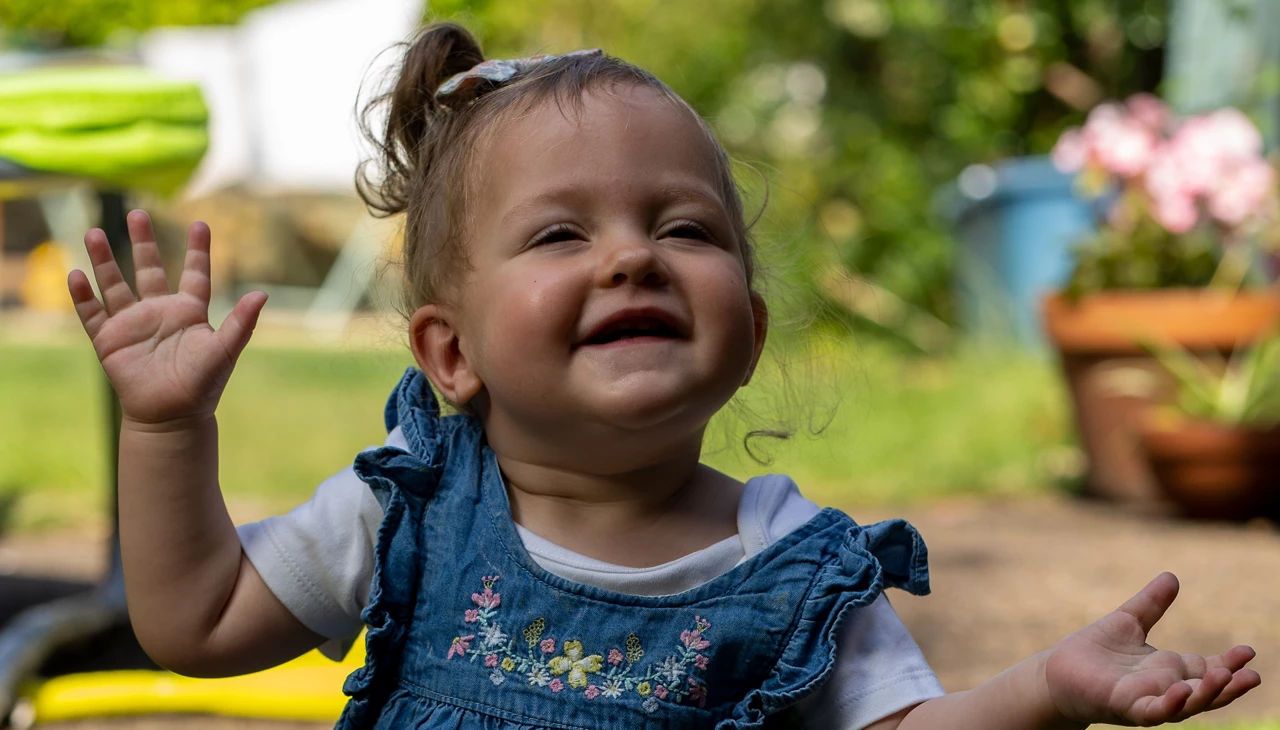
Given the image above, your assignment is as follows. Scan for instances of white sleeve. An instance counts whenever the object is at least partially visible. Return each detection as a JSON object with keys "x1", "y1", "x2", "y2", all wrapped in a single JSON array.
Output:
[
  {"x1": 794, "y1": 595, "x2": 944, "y2": 728},
  {"x1": 742, "y1": 475, "x2": 945, "y2": 729},
  {"x1": 236, "y1": 429, "x2": 399, "y2": 660}
]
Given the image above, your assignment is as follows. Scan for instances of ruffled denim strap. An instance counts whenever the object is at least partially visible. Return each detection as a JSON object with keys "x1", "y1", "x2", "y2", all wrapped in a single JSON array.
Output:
[
  {"x1": 338, "y1": 368, "x2": 453, "y2": 729},
  {"x1": 718, "y1": 518, "x2": 930, "y2": 729}
]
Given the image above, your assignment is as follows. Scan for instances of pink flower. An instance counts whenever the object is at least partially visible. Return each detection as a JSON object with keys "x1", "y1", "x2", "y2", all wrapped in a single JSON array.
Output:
[
  {"x1": 549, "y1": 678, "x2": 565, "y2": 693},
  {"x1": 680, "y1": 629, "x2": 710, "y2": 651},
  {"x1": 485, "y1": 653, "x2": 499, "y2": 668},
  {"x1": 541, "y1": 638, "x2": 557, "y2": 654},
  {"x1": 1150, "y1": 192, "x2": 1199, "y2": 234},
  {"x1": 608, "y1": 649, "x2": 624, "y2": 666},
  {"x1": 464, "y1": 609, "x2": 479, "y2": 623},
  {"x1": 584, "y1": 685, "x2": 600, "y2": 700},
  {"x1": 1051, "y1": 128, "x2": 1088, "y2": 173},
  {"x1": 695, "y1": 654, "x2": 708, "y2": 670},
  {"x1": 1125, "y1": 93, "x2": 1169, "y2": 133},
  {"x1": 1210, "y1": 157, "x2": 1275, "y2": 227},
  {"x1": 654, "y1": 685, "x2": 669, "y2": 700},
  {"x1": 1090, "y1": 116, "x2": 1157, "y2": 178},
  {"x1": 446, "y1": 635, "x2": 474, "y2": 660},
  {"x1": 471, "y1": 588, "x2": 501, "y2": 609}
]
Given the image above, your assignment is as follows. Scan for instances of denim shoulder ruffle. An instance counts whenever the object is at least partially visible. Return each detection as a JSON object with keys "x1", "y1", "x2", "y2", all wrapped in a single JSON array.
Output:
[
  {"x1": 339, "y1": 368, "x2": 482, "y2": 729},
  {"x1": 718, "y1": 518, "x2": 930, "y2": 729}
]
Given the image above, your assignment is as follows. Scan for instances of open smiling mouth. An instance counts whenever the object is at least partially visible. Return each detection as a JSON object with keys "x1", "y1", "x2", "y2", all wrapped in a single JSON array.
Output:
[{"x1": 581, "y1": 316, "x2": 685, "y2": 346}]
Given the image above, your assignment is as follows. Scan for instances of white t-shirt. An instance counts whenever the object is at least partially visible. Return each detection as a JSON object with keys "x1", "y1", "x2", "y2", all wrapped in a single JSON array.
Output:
[{"x1": 238, "y1": 427, "x2": 943, "y2": 729}]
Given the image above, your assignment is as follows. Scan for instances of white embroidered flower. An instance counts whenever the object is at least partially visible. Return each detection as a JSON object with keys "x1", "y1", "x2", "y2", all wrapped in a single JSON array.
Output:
[
  {"x1": 656, "y1": 655, "x2": 686, "y2": 685},
  {"x1": 489, "y1": 669, "x2": 506, "y2": 686},
  {"x1": 480, "y1": 624, "x2": 508, "y2": 649},
  {"x1": 600, "y1": 679, "x2": 624, "y2": 699},
  {"x1": 642, "y1": 697, "x2": 660, "y2": 713},
  {"x1": 527, "y1": 666, "x2": 551, "y2": 687}
]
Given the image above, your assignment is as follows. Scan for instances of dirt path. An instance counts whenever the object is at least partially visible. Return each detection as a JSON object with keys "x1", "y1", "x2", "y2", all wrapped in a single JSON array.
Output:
[{"x1": 1, "y1": 495, "x2": 1276, "y2": 728}]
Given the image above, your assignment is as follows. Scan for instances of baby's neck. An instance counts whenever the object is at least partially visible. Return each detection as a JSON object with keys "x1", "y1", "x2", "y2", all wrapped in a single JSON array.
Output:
[{"x1": 499, "y1": 457, "x2": 743, "y2": 568}]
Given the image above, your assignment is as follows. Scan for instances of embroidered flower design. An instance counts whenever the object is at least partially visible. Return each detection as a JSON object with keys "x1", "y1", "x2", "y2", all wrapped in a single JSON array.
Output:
[
  {"x1": 446, "y1": 635, "x2": 474, "y2": 660},
  {"x1": 548, "y1": 640, "x2": 604, "y2": 688},
  {"x1": 480, "y1": 624, "x2": 507, "y2": 648},
  {"x1": 527, "y1": 666, "x2": 550, "y2": 687},
  {"x1": 471, "y1": 575, "x2": 502, "y2": 609},
  {"x1": 448, "y1": 575, "x2": 716, "y2": 710}
]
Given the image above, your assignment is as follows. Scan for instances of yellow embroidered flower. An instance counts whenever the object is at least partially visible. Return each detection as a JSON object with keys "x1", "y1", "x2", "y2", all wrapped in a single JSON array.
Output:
[
  {"x1": 501, "y1": 657, "x2": 516, "y2": 671},
  {"x1": 547, "y1": 639, "x2": 603, "y2": 688},
  {"x1": 637, "y1": 681, "x2": 652, "y2": 696}
]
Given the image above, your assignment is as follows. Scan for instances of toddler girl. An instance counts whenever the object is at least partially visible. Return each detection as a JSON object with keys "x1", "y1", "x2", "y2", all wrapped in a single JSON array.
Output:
[{"x1": 68, "y1": 22, "x2": 1259, "y2": 729}]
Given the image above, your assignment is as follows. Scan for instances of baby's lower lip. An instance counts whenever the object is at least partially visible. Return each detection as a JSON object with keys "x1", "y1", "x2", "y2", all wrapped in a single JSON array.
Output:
[{"x1": 581, "y1": 334, "x2": 679, "y2": 348}]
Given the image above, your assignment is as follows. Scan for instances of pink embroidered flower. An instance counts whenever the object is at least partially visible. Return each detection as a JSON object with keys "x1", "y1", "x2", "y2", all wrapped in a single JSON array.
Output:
[
  {"x1": 680, "y1": 629, "x2": 710, "y2": 651},
  {"x1": 654, "y1": 685, "x2": 669, "y2": 700},
  {"x1": 464, "y1": 609, "x2": 479, "y2": 623},
  {"x1": 584, "y1": 684, "x2": 600, "y2": 700},
  {"x1": 540, "y1": 638, "x2": 557, "y2": 654},
  {"x1": 446, "y1": 635, "x2": 474, "y2": 660},
  {"x1": 549, "y1": 678, "x2": 565, "y2": 693},
  {"x1": 485, "y1": 653, "x2": 499, "y2": 668},
  {"x1": 471, "y1": 588, "x2": 501, "y2": 609},
  {"x1": 695, "y1": 654, "x2": 708, "y2": 670},
  {"x1": 608, "y1": 649, "x2": 624, "y2": 666}
]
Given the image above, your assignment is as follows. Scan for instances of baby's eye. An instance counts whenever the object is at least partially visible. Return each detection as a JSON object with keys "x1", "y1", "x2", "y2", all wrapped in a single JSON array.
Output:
[
  {"x1": 528, "y1": 224, "x2": 582, "y2": 248},
  {"x1": 661, "y1": 220, "x2": 714, "y2": 243}
]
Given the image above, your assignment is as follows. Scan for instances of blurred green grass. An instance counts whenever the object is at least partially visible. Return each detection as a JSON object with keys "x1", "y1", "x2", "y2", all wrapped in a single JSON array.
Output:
[{"x1": 1, "y1": 324, "x2": 1079, "y2": 531}]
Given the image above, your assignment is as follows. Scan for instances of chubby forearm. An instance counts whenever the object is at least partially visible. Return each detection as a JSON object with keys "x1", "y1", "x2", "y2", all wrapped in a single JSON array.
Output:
[
  {"x1": 116, "y1": 415, "x2": 246, "y2": 665},
  {"x1": 116, "y1": 416, "x2": 326, "y2": 676},
  {"x1": 895, "y1": 653, "x2": 1084, "y2": 730}
]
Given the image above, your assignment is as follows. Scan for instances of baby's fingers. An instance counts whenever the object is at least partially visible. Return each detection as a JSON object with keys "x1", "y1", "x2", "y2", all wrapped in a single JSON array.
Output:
[
  {"x1": 1117, "y1": 572, "x2": 1179, "y2": 637},
  {"x1": 1207, "y1": 668, "x2": 1261, "y2": 711},
  {"x1": 215, "y1": 290, "x2": 269, "y2": 363},
  {"x1": 67, "y1": 268, "x2": 108, "y2": 339},
  {"x1": 127, "y1": 210, "x2": 170, "y2": 299},
  {"x1": 177, "y1": 221, "x2": 213, "y2": 303},
  {"x1": 83, "y1": 227, "x2": 136, "y2": 316}
]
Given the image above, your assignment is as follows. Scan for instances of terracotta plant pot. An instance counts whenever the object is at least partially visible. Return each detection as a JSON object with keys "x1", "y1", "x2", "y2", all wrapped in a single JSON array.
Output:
[
  {"x1": 1140, "y1": 417, "x2": 1280, "y2": 520},
  {"x1": 1041, "y1": 289, "x2": 1280, "y2": 504}
]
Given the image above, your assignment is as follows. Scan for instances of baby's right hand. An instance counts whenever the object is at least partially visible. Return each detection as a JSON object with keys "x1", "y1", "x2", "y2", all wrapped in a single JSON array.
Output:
[{"x1": 67, "y1": 210, "x2": 267, "y2": 426}]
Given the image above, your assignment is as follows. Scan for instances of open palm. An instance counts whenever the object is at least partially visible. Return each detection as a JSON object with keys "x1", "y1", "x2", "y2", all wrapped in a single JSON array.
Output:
[
  {"x1": 68, "y1": 210, "x2": 267, "y2": 425},
  {"x1": 1046, "y1": 572, "x2": 1260, "y2": 726}
]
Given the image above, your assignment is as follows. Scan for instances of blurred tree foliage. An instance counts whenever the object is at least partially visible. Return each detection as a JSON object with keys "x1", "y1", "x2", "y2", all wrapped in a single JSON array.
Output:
[{"x1": 1, "y1": 0, "x2": 1169, "y2": 337}]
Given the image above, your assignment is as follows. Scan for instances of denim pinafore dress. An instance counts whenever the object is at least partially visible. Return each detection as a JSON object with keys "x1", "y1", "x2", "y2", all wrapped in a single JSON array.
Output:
[{"x1": 335, "y1": 369, "x2": 930, "y2": 729}]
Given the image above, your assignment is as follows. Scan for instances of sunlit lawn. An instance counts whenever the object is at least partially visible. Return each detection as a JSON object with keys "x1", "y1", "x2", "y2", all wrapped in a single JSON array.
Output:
[{"x1": 1, "y1": 312, "x2": 1079, "y2": 531}]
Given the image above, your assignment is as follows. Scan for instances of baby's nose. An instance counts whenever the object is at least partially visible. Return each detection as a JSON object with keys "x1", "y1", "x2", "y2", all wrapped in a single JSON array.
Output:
[{"x1": 602, "y1": 236, "x2": 668, "y2": 287}]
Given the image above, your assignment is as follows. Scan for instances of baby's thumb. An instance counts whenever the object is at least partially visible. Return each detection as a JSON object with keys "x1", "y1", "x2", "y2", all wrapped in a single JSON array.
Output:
[
  {"x1": 217, "y1": 290, "x2": 269, "y2": 362},
  {"x1": 1116, "y1": 571, "x2": 1179, "y2": 636}
]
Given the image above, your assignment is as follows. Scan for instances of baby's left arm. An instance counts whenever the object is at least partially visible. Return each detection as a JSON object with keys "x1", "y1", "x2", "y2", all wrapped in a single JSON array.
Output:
[{"x1": 868, "y1": 572, "x2": 1259, "y2": 730}]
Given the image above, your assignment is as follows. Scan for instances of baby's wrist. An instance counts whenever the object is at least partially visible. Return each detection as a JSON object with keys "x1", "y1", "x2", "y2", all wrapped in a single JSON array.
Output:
[
  {"x1": 121, "y1": 411, "x2": 217, "y2": 435},
  {"x1": 1032, "y1": 650, "x2": 1089, "y2": 730}
]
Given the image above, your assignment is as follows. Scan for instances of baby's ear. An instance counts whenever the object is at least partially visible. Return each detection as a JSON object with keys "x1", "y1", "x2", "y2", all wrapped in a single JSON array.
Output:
[
  {"x1": 743, "y1": 292, "x2": 768, "y2": 385},
  {"x1": 409, "y1": 304, "x2": 484, "y2": 405}
]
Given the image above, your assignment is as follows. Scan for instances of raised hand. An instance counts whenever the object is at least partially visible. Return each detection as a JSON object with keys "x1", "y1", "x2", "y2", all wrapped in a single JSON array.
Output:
[
  {"x1": 67, "y1": 210, "x2": 268, "y2": 426},
  {"x1": 1045, "y1": 572, "x2": 1260, "y2": 726}
]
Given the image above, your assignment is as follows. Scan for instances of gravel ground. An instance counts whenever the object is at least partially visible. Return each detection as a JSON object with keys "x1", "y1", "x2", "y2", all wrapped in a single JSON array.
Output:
[{"x1": 1, "y1": 494, "x2": 1275, "y2": 728}]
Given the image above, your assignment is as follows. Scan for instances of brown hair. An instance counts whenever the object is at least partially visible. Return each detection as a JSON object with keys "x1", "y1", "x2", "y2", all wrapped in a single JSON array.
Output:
[{"x1": 356, "y1": 22, "x2": 756, "y2": 311}]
